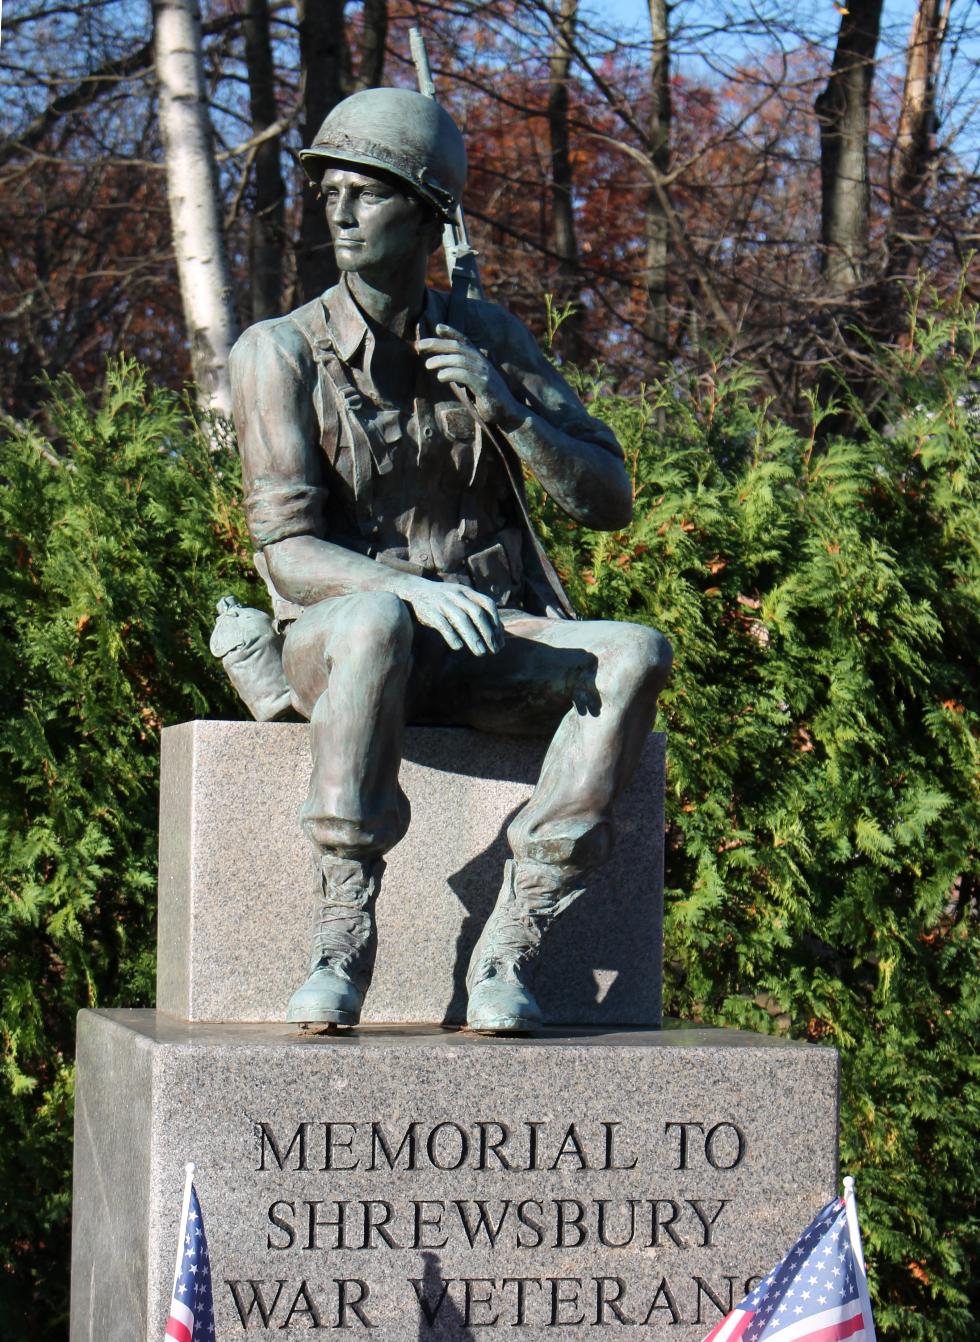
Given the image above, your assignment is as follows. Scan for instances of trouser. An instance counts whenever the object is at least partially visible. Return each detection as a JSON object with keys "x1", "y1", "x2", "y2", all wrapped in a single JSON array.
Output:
[{"x1": 281, "y1": 592, "x2": 672, "y2": 879}]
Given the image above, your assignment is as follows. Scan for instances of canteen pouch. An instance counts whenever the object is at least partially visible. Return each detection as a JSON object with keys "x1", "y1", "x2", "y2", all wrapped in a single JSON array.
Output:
[{"x1": 209, "y1": 596, "x2": 293, "y2": 722}]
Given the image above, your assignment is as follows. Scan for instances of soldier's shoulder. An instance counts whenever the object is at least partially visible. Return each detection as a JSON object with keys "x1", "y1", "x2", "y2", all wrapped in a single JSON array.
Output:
[
  {"x1": 230, "y1": 300, "x2": 323, "y2": 381},
  {"x1": 452, "y1": 296, "x2": 542, "y2": 366}
]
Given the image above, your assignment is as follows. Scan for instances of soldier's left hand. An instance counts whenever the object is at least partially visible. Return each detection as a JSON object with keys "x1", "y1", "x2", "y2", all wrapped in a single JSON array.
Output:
[{"x1": 418, "y1": 325, "x2": 526, "y2": 429}]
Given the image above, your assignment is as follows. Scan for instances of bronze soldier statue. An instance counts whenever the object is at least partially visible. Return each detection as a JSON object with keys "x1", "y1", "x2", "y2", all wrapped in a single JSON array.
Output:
[{"x1": 227, "y1": 87, "x2": 671, "y2": 1034}]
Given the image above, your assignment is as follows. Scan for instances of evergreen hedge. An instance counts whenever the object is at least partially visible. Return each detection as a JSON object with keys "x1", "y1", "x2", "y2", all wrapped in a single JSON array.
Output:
[{"x1": 0, "y1": 300, "x2": 977, "y2": 1337}]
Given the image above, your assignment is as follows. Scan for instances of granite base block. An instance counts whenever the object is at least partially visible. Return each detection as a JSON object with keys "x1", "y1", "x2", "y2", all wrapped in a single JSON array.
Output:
[
  {"x1": 156, "y1": 722, "x2": 666, "y2": 1027},
  {"x1": 71, "y1": 1009, "x2": 839, "y2": 1342}
]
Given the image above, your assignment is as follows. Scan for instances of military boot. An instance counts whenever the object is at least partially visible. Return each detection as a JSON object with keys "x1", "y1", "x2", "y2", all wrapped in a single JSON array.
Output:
[
  {"x1": 286, "y1": 853, "x2": 385, "y2": 1026},
  {"x1": 465, "y1": 858, "x2": 585, "y2": 1034}
]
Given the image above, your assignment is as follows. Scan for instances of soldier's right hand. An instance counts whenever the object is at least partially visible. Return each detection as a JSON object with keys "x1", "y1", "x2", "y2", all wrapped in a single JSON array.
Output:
[{"x1": 399, "y1": 578, "x2": 504, "y2": 656}]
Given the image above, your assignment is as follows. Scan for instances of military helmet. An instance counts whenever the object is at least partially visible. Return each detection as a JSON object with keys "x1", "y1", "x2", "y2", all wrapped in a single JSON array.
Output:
[{"x1": 300, "y1": 88, "x2": 466, "y2": 218}]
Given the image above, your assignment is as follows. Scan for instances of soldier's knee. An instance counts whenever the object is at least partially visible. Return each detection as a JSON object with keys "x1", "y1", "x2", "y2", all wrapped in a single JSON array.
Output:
[
  {"x1": 601, "y1": 623, "x2": 672, "y2": 699},
  {"x1": 344, "y1": 591, "x2": 413, "y2": 663}
]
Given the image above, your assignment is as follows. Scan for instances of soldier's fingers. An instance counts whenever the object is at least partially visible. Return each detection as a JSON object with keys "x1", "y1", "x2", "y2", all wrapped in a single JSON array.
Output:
[
  {"x1": 435, "y1": 323, "x2": 466, "y2": 341},
  {"x1": 447, "y1": 593, "x2": 501, "y2": 653},
  {"x1": 432, "y1": 366, "x2": 484, "y2": 388},
  {"x1": 421, "y1": 608, "x2": 464, "y2": 651},
  {"x1": 423, "y1": 355, "x2": 486, "y2": 379},
  {"x1": 417, "y1": 337, "x2": 470, "y2": 355},
  {"x1": 462, "y1": 589, "x2": 505, "y2": 639},
  {"x1": 442, "y1": 603, "x2": 491, "y2": 657}
]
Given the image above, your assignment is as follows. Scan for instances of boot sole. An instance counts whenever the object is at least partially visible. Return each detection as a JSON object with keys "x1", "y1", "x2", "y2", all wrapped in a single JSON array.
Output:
[
  {"x1": 286, "y1": 1007, "x2": 359, "y2": 1027},
  {"x1": 465, "y1": 1016, "x2": 538, "y2": 1035}
]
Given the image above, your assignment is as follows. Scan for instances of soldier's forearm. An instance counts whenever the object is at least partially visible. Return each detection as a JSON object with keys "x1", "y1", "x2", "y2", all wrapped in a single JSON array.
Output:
[
  {"x1": 503, "y1": 415, "x2": 633, "y2": 531},
  {"x1": 264, "y1": 536, "x2": 418, "y2": 607}
]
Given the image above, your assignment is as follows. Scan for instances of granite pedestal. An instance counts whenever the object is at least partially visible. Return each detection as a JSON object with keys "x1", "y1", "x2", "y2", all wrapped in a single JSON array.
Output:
[
  {"x1": 71, "y1": 722, "x2": 841, "y2": 1342},
  {"x1": 72, "y1": 1012, "x2": 838, "y2": 1342},
  {"x1": 157, "y1": 721, "x2": 666, "y2": 1027}
]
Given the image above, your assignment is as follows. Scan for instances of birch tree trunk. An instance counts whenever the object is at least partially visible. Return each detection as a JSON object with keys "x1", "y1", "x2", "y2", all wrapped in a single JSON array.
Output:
[
  {"x1": 887, "y1": 0, "x2": 953, "y2": 283},
  {"x1": 153, "y1": 0, "x2": 239, "y2": 415},
  {"x1": 644, "y1": 0, "x2": 671, "y2": 363},
  {"x1": 814, "y1": 0, "x2": 884, "y2": 296},
  {"x1": 546, "y1": 0, "x2": 582, "y2": 362},
  {"x1": 243, "y1": 0, "x2": 285, "y2": 323}
]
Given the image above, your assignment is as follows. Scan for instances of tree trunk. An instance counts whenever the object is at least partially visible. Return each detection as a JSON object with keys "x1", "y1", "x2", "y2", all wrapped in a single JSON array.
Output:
[
  {"x1": 243, "y1": 0, "x2": 285, "y2": 323},
  {"x1": 295, "y1": 0, "x2": 349, "y2": 303},
  {"x1": 814, "y1": 0, "x2": 884, "y2": 295},
  {"x1": 546, "y1": 0, "x2": 581, "y2": 361},
  {"x1": 644, "y1": 0, "x2": 671, "y2": 363},
  {"x1": 887, "y1": 0, "x2": 952, "y2": 283},
  {"x1": 353, "y1": 0, "x2": 388, "y2": 92},
  {"x1": 153, "y1": 0, "x2": 239, "y2": 415}
]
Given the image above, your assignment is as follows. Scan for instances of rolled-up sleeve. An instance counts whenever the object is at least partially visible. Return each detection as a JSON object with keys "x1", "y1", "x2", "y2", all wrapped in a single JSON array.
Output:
[{"x1": 229, "y1": 323, "x2": 328, "y2": 549}]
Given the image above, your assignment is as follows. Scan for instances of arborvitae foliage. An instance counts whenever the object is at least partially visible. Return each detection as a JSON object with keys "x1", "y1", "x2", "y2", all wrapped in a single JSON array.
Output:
[
  {"x1": 532, "y1": 290, "x2": 979, "y2": 1340},
  {"x1": 0, "y1": 297, "x2": 976, "y2": 1338},
  {"x1": 0, "y1": 361, "x2": 257, "y2": 1333}
]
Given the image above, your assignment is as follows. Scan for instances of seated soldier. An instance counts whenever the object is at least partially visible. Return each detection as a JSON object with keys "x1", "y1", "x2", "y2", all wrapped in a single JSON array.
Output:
[{"x1": 228, "y1": 87, "x2": 671, "y2": 1034}]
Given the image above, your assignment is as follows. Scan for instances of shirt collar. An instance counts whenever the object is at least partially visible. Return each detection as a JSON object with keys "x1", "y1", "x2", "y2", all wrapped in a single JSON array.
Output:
[{"x1": 322, "y1": 276, "x2": 439, "y2": 364}]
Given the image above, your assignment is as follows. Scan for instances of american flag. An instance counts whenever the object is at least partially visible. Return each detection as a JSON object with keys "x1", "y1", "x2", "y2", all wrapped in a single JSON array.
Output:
[
  {"x1": 165, "y1": 1174, "x2": 216, "y2": 1342},
  {"x1": 702, "y1": 1194, "x2": 876, "y2": 1342}
]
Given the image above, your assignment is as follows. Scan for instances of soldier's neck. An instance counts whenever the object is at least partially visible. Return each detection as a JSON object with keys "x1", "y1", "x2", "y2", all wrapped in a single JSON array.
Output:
[{"x1": 346, "y1": 271, "x2": 426, "y2": 339}]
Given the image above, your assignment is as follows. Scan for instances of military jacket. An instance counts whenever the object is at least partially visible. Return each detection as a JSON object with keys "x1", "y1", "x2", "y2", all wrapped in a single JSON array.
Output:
[{"x1": 229, "y1": 278, "x2": 622, "y2": 619}]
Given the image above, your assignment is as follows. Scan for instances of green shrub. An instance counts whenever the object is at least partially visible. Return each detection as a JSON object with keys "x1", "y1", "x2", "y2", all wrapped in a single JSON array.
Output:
[
  {"x1": 532, "y1": 294, "x2": 979, "y2": 1338},
  {"x1": 0, "y1": 296, "x2": 976, "y2": 1338},
  {"x1": 0, "y1": 361, "x2": 257, "y2": 1332}
]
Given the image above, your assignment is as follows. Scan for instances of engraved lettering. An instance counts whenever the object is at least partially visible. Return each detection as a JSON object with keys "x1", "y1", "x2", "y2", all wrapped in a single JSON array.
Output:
[
  {"x1": 525, "y1": 1120, "x2": 544, "y2": 1171},
  {"x1": 554, "y1": 1200, "x2": 586, "y2": 1248},
  {"x1": 454, "y1": 1200, "x2": 511, "y2": 1248},
  {"x1": 462, "y1": 1278, "x2": 499, "y2": 1328},
  {"x1": 601, "y1": 1122, "x2": 638, "y2": 1171},
  {"x1": 227, "y1": 1279, "x2": 286, "y2": 1327},
  {"x1": 368, "y1": 1122, "x2": 418, "y2": 1171},
  {"x1": 516, "y1": 1199, "x2": 545, "y2": 1249},
  {"x1": 257, "y1": 1122, "x2": 308, "y2": 1172},
  {"x1": 280, "y1": 1280, "x2": 323, "y2": 1328},
  {"x1": 323, "y1": 1122, "x2": 360, "y2": 1171},
  {"x1": 639, "y1": 1278, "x2": 680, "y2": 1325},
  {"x1": 649, "y1": 1200, "x2": 684, "y2": 1247},
  {"x1": 409, "y1": 1276, "x2": 452, "y2": 1325},
  {"x1": 475, "y1": 1121, "x2": 513, "y2": 1171},
  {"x1": 306, "y1": 1200, "x2": 350, "y2": 1251},
  {"x1": 664, "y1": 1122, "x2": 703, "y2": 1170},
  {"x1": 412, "y1": 1201, "x2": 448, "y2": 1250},
  {"x1": 705, "y1": 1124, "x2": 745, "y2": 1170},
  {"x1": 337, "y1": 1278, "x2": 373, "y2": 1328},
  {"x1": 687, "y1": 1199, "x2": 728, "y2": 1247},
  {"x1": 363, "y1": 1200, "x2": 402, "y2": 1249},
  {"x1": 693, "y1": 1275, "x2": 739, "y2": 1324},
  {"x1": 267, "y1": 1202, "x2": 296, "y2": 1251},
  {"x1": 550, "y1": 1123, "x2": 591, "y2": 1170},
  {"x1": 596, "y1": 1200, "x2": 638, "y2": 1249},
  {"x1": 501, "y1": 1278, "x2": 543, "y2": 1325},
  {"x1": 548, "y1": 1277, "x2": 585, "y2": 1326},
  {"x1": 594, "y1": 1277, "x2": 635, "y2": 1325},
  {"x1": 426, "y1": 1122, "x2": 469, "y2": 1170}
]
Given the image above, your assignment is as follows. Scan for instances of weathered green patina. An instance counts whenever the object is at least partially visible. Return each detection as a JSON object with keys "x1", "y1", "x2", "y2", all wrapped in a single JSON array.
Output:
[{"x1": 226, "y1": 87, "x2": 671, "y2": 1034}]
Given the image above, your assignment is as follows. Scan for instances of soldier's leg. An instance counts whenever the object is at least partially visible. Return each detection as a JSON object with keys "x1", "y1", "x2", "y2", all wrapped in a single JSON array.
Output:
[
  {"x1": 281, "y1": 591, "x2": 414, "y2": 1025},
  {"x1": 418, "y1": 613, "x2": 671, "y2": 1031}
]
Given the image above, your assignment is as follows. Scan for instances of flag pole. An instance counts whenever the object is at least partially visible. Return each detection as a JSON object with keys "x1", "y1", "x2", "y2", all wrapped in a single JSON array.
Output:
[
  {"x1": 171, "y1": 1162, "x2": 195, "y2": 1293},
  {"x1": 843, "y1": 1176, "x2": 878, "y2": 1340}
]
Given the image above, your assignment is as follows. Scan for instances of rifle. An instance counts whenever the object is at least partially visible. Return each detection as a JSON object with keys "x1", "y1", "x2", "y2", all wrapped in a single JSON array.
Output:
[{"x1": 409, "y1": 27, "x2": 483, "y2": 305}]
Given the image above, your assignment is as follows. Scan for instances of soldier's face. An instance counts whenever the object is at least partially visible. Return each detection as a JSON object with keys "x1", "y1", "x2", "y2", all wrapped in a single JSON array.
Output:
[{"x1": 322, "y1": 168, "x2": 438, "y2": 279}]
